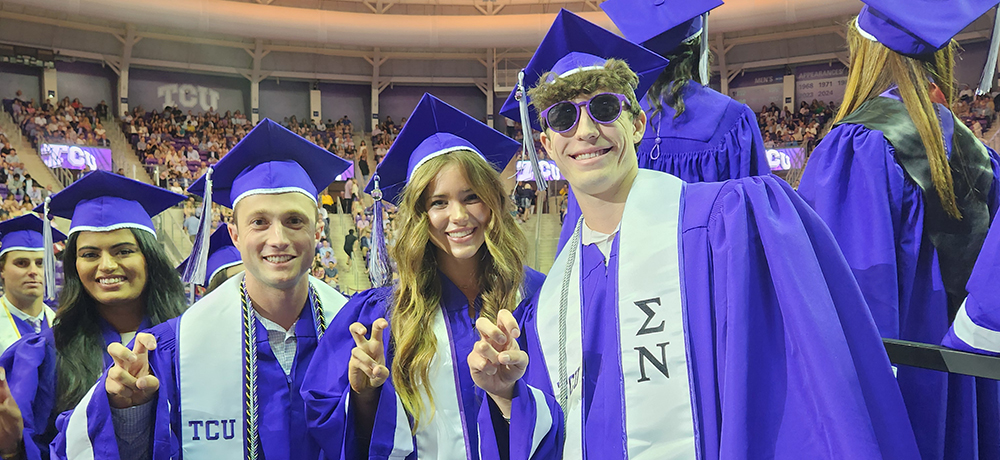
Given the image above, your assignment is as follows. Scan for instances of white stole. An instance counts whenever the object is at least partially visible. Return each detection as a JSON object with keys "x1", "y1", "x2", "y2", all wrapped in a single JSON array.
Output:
[
  {"x1": 0, "y1": 296, "x2": 55, "y2": 352},
  {"x1": 413, "y1": 307, "x2": 469, "y2": 459},
  {"x1": 535, "y1": 170, "x2": 696, "y2": 459},
  {"x1": 178, "y1": 272, "x2": 346, "y2": 460}
]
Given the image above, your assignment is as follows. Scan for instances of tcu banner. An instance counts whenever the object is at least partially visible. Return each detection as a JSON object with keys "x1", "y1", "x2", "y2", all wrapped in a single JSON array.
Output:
[
  {"x1": 158, "y1": 84, "x2": 221, "y2": 112},
  {"x1": 40, "y1": 144, "x2": 113, "y2": 171},
  {"x1": 516, "y1": 160, "x2": 563, "y2": 181}
]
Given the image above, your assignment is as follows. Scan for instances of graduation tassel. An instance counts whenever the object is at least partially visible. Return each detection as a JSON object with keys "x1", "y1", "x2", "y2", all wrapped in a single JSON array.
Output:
[
  {"x1": 42, "y1": 197, "x2": 57, "y2": 302},
  {"x1": 182, "y1": 167, "x2": 213, "y2": 285},
  {"x1": 367, "y1": 174, "x2": 392, "y2": 288},
  {"x1": 517, "y1": 70, "x2": 549, "y2": 192},
  {"x1": 698, "y1": 13, "x2": 710, "y2": 86},
  {"x1": 978, "y1": 5, "x2": 1000, "y2": 95}
]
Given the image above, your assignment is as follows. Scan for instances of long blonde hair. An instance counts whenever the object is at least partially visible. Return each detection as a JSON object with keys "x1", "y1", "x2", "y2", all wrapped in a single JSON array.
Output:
[
  {"x1": 831, "y1": 19, "x2": 961, "y2": 219},
  {"x1": 389, "y1": 149, "x2": 527, "y2": 429}
]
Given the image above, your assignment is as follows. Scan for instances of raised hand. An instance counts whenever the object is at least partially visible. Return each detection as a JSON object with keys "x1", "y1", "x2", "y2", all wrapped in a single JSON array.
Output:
[
  {"x1": 468, "y1": 309, "x2": 527, "y2": 416},
  {"x1": 106, "y1": 333, "x2": 159, "y2": 409},
  {"x1": 0, "y1": 367, "x2": 23, "y2": 457},
  {"x1": 349, "y1": 318, "x2": 389, "y2": 398}
]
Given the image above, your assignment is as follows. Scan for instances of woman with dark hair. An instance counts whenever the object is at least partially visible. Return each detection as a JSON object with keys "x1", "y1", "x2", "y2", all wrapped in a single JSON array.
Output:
[
  {"x1": 0, "y1": 171, "x2": 186, "y2": 460},
  {"x1": 797, "y1": 2, "x2": 1000, "y2": 459},
  {"x1": 550, "y1": 0, "x2": 770, "y2": 250}
]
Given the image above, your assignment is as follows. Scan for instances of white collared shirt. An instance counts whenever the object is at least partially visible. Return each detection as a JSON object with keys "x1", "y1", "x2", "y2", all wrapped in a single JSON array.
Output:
[
  {"x1": 4, "y1": 297, "x2": 46, "y2": 333},
  {"x1": 581, "y1": 220, "x2": 622, "y2": 263}
]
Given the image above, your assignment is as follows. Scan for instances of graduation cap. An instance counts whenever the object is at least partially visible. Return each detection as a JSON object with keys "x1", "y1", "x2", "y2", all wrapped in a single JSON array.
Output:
[
  {"x1": 364, "y1": 93, "x2": 520, "y2": 204},
  {"x1": 362, "y1": 93, "x2": 521, "y2": 288},
  {"x1": 188, "y1": 118, "x2": 352, "y2": 209},
  {"x1": 176, "y1": 223, "x2": 242, "y2": 287},
  {"x1": 183, "y1": 119, "x2": 351, "y2": 284},
  {"x1": 498, "y1": 9, "x2": 670, "y2": 133},
  {"x1": 0, "y1": 214, "x2": 66, "y2": 258},
  {"x1": 857, "y1": 0, "x2": 1000, "y2": 93},
  {"x1": 33, "y1": 170, "x2": 185, "y2": 299},
  {"x1": 601, "y1": 0, "x2": 723, "y2": 84}
]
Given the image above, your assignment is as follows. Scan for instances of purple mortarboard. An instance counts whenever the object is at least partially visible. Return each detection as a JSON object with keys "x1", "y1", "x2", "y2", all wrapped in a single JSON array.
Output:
[
  {"x1": 498, "y1": 9, "x2": 668, "y2": 191},
  {"x1": 601, "y1": 0, "x2": 722, "y2": 83},
  {"x1": 499, "y1": 9, "x2": 669, "y2": 133},
  {"x1": 184, "y1": 118, "x2": 350, "y2": 284},
  {"x1": 176, "y1": 224, "x2": 242, "y2": 287},
  {"x1": 365, "y1": 93, "x2": 520, "y2": 204},
  {"x1": 363, "y1": 93, "x2": 519, "y2": 288},
  {"x1": 189, "y1": 118, "x2": 352, "y2": 209},
  {"x1": 36, "y1": 170, "x2": 185, "y2": 236},
  {"x1": 33, "y1": 171, "x2": 185, "y2": 300},
  {"x1": 0, "y1": 214, "x2": 66, "y2": 257},
  {"x1": 857, "y1": 0, "x2": 1000, "y2": 92}
]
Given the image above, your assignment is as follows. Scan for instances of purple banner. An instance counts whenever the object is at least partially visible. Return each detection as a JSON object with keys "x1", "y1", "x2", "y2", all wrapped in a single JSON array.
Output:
[
  {"x1": 40, "y1": 144, "x2": 113, "y2": 171},
  {"x1": 766, "y1": 147, "x2": 804, "y2": 171},
  {"x1": 516, "y1": 160, "x2": 563, "y2": 181},
  {"x1": 729, "y1": 68, "x2": 785, "y2": 89}
]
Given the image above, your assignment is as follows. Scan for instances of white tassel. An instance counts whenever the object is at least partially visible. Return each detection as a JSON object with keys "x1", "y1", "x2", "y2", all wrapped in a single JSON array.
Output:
[
  {"x1": 182, "y1": 167, "x2": 213, "y2": 284},
  {"x1": 42, "y1": 196, "x2": 56, "y2": 301},
  {"x1": 517, "y1": 70, "x2": 549, "y2": 192},
  {"x1": 978, "y1": 6, "x2": 1000, "y2": 95},
  {"x1": 699, "y1": 13, "x2": 710, "y2": 86}
]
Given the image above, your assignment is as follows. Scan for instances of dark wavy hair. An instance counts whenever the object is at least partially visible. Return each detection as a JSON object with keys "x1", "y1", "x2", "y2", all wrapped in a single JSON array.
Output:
[
  {"x1": 647, "y1": 37, "x2": 703, "y2": 118},
  {"x1": 53, "y1": 228, "x2": 187, "y2": 412}
]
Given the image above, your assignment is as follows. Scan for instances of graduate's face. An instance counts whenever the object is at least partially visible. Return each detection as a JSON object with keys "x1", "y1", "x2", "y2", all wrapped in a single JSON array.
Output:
[
  {"x1": 1, "y1": 250, "x2": 45, "y2": 302},
  {"x1": 75, "y1": 229, "x2": 147, "y2": 310},
  {"x1": 230, "y1": 193, "x2": 320, "y2": 292},
  {"x1": 424, "y1": 163, "x2": 491, "y2": 262},
  {"x1": 540, "y1": 90, "x2": 645, "y2": 200}
]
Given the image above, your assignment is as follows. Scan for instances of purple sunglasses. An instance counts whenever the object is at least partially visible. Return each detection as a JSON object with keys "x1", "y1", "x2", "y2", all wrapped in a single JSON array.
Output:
[{"x1": 540, "y1": 93, "x2": 630, "y2": 133}]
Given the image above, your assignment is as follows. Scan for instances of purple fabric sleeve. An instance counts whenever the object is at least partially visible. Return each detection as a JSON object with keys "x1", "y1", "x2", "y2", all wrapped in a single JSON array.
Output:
[
  {"x1": 0, "y1": 332, "x2": 56, "y2": 460},
  {"x1": 681, "y1": 176, "x2": 921, "y2": 459}
]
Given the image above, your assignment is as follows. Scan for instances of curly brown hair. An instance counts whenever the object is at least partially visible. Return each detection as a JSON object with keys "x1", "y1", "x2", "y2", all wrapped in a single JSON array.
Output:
[{"x1": 527, "y1": 59, "x2": 641, "y2": 130}]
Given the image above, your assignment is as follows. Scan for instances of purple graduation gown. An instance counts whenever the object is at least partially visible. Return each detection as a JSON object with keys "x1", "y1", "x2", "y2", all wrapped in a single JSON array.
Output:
[
  {"x1": 300, "y1": 268, "x2": 550, "y2": 460},
  {"x1": 0, "y1": 318, "x2": 149, "y2": 460},
  {"x1": 48, "y1": 304, "x2": 330, "y2": 460},
  {"x1": 557, "y1": 81, "x2": 770, "y2": 251},
  {"x1": 797, "y1": 100, "x2": 1000, "y2": 460},
  {"x1": 942, "y1": 212, "x2": 1000, "y2": 354},
  {"x1": 488, "y1": 174, "x2": 920, "y2": 459}
]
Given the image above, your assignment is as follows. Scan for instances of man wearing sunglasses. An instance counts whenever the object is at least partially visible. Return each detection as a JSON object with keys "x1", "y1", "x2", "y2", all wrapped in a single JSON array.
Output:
[{"x1": 471, "y1": 9, "x2": 920, "y2": 460}]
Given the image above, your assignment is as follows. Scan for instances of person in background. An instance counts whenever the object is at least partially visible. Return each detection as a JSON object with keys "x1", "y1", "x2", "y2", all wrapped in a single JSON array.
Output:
[{"x1": 797, "y1": 2, "x2": 1000, "y2": 458}]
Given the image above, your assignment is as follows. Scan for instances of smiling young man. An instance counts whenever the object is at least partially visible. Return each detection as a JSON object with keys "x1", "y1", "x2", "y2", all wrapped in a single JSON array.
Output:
[
  {"x1": 470, "y1": 10, "x2": 921, "y2": 460},
  {"x1": 52, "y1": 119, "x2": 354, "y2": 460},
  {"x1": 0, "y1": 214, "x2": 66, "y2": 353}
]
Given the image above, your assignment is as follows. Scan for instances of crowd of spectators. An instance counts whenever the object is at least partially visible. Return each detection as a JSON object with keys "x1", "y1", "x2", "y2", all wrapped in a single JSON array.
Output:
[
  {"x1": 954, "y1": 85, "x2": 998, "y2": 139},
  {"x1": 757, "y1": 100, "x2": 836, "y2": 149},
  {"x1": 0, "y1": 127, "x2": 52, "y2": 221},
  {"x1": 4, "y1": 92, "x2": 110, "y2": 148}
]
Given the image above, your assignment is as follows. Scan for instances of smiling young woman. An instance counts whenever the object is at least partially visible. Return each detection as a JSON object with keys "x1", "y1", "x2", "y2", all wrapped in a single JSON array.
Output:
[{"x1": 0, "y1": 171, "x2": 186, "y2": 460}]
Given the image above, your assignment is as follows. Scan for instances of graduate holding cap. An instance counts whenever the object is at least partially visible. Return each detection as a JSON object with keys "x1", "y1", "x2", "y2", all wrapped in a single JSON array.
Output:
[
  {"x1": 797, "y1": 2, "x2": 1000, "y2": 458},
  {"x1": 175, "y1": 223, "x2": 243, "y2": 296},
  {"x1": 0, "y1": 214, "x2": 66, "y2": 353},
  {"x1": 300, "y1": 94, "x2": 551, "y2": 459},
  {"x1": 51, "y1": 119, "x2": 352, "y2": 460},
  {"x1": 474, "y1": 9, "x2": 920, "y2": 459},
  {"x1": 0, "y1": 171, "x2": 187, "y2": 460}
]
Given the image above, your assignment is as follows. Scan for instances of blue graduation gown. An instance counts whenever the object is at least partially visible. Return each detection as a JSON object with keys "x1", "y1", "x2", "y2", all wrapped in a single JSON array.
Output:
[
  {"x1": 0, "y1": 318, "x2": 148, "y2": 460},
  {"x1": 942, "y1": 212, "x2": 1000, "y2": 354},
  {"x1": 48, "y1": 303, "x2": 333, "y2": 460},
  {"x1": 557, "y1": 81, "x2": 769, "y2": 251},
  {"x1": 798, "y1": 103, "x2": 1000, "y2": 460},
  {"x1": 490, "y1": 174, "x2": 920, "y2": 459},
  {"x1": 300, "y1": 268, "x2": 548, "y2": 460}
]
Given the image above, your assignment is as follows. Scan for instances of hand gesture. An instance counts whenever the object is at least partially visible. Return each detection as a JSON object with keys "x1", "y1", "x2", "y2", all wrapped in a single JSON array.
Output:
[
  {"x1": 349, "y1": 319, "x2": 389, "y2": 398},
  {"x1": 0, "y1": 367, "x2": 23, "y2": 456},
  {"x1": 106, "y1": 333, "x2": 159, "y2": 409},
  {"x1": 469, "y1": 309, "x2": 527, "y2": 404}
]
